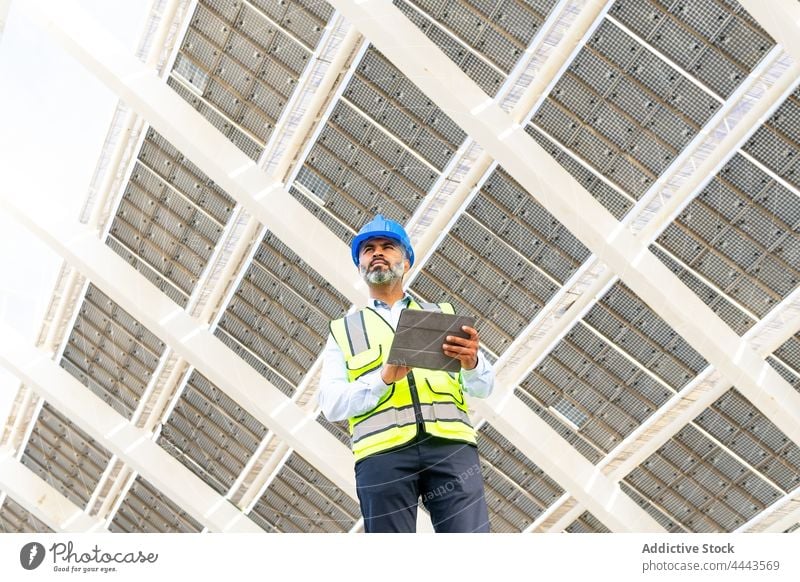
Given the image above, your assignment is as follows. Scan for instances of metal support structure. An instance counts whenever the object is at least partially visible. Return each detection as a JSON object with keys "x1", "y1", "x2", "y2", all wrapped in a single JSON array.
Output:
[
  {"x1": 0, "y1": 447, "x2": 108, "y2": 532},
  {"x1": 472, "y1": 392, "x2": 664, "y2": 532},
  {"x1": 21, "y1": 0, "x2": 368, "y2": 307},
  {"x1": 328, "y1": 0, "x2": 800, "y2": 450},
  {"x1": 0, "y1": 325, "x2": 263, "y2": 533},
  {"x1": 498, "y1": 47, "x2": 797, "y2": 393},
  {"x1": 523, "y1": 46, "x2": 800, "y2": 528},
  {"x1": 5, "y1": 0, "x2": 799, "y2": 535},
  {"x1": 0, "y1": 199, "x2": 357, "y2": 499}
]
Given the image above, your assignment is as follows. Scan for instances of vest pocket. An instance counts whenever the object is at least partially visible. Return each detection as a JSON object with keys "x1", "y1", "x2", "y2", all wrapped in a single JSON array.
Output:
[
  {"x1": 346, "y1": 344, "x2": 383, "y2": 380},
  {"x1": 424, "y1": 377, "x2": 465, "y2": 406}
]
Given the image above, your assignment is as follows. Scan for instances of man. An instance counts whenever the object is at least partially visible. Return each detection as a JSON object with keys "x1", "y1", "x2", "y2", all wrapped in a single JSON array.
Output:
[{"x1": 318, "y1": 214, "x2": 494, "y2": 533}]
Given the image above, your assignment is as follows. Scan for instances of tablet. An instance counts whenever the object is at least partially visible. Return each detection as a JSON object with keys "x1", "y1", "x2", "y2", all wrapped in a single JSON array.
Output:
[{"x1": 386, "y1": 309, "x2": 476, "y2": 372}]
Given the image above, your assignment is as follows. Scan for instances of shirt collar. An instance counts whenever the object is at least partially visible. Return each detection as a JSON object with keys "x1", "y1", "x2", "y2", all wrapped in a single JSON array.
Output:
[{"x1": 371, "y1": 292, "x2": 412, "y2": 310}]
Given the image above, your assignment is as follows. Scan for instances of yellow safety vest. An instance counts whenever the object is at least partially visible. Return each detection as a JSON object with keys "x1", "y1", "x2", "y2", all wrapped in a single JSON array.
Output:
[{"x1": 330, "y1": 299, "x2": 476, "y2": 462}]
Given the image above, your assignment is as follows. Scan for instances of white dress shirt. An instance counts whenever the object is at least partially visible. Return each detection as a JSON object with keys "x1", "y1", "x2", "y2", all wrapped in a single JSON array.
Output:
[{"x1": 318, "y1": 293, "x2": 494, "y2": 422}]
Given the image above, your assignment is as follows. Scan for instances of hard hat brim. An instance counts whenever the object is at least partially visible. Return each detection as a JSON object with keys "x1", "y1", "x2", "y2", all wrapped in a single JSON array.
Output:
[{"x1": 351, "y1": 230, "x2": 415, "y2": 267}]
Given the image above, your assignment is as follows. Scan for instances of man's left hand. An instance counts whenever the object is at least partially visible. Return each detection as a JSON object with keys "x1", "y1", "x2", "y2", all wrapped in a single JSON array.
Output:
[{"x1": 443, "y1": 325, "x2": 480, "y2": 370}]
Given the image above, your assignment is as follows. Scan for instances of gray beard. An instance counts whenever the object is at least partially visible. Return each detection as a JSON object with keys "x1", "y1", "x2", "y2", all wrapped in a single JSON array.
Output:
[{"x1": 360, "y1": 260, "x2": 404, "y2": 285}]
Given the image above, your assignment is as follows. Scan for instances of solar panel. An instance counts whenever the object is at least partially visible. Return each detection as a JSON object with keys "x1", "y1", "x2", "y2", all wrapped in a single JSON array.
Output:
[
  {"x1": 695, "y1": 388, "x2": 800, "y2": 492},
  {"x1": 21, "y1": 403, "x2": 112, "y2": 510},
  {"x1": 650, "y1": 245, "x2": 755, "y2": 335},
  {"x1": 168, "y1": 0, "x2": 332, "y2": 159},
  {"x1": 565, "y1": 510, "x2": 611, "y2": 533},
  {"x1": 214, "y1": 230, "x2": 349, "y2": 393},
  {"x1": 655, "y1": 152, "x2": 800, "y2": 321},
  {"x1": 611, "y1": 0, "x2": 772, "y2": 98},
  {"x1": 624, "y1": 424, "x2": 783, "y2": 532},
  {"x1": 158, "y1": 371, "x2": 268, "y2": 495},
  {"x1": 110, "y1": 475, "x2": 203, "y2": 533},
  {"x1": 532, "y1": 17, "x2": 724, "y2": 201},
  {"x1": 249, "y1": 452, "x2": 359, "y2": 532},
  {"x1": 0, "y1": 497, "x2": 54, "y2": 533},
  {"x1": 394, "y1": 0, "x2": 507, "y2": 96},
  {"x1": 514, "y1": 388, "x2": 606, "y2": 464}
]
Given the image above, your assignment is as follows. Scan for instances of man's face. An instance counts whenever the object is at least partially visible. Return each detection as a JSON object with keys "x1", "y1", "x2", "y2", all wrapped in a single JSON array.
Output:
[{"x1": 358, "y1": 237, "x2": 409, "y2": 285}]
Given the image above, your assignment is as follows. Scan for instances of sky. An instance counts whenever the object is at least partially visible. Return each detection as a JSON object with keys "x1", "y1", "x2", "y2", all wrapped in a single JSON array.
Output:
[{"x1": 0, "y1": 1, "x2": 151, "y2": 430}]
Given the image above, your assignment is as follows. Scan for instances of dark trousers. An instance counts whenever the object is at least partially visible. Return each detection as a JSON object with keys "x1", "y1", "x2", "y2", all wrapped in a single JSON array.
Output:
[{"x1": 354, "y1": 432, "x2": 490, "y2": 533}]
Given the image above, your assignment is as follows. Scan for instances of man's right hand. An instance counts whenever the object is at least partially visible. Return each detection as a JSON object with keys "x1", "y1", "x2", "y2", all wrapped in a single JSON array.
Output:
[{"x1": 381, "y1": 363, "x2": 411, "y2": 384}]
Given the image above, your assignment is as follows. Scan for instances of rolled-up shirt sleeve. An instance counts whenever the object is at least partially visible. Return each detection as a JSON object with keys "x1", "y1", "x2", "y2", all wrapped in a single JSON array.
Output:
[
  {"x1": 460, "y1": 351, "x2": 494, "y2": 398},
  {"x1": 318, "y1": 334, "x2": 392, "y2": 422}
]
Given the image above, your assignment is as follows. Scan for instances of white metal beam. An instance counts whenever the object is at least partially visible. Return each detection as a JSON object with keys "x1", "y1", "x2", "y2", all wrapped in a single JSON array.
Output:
[
  {"x1": 328, "y1": 0, "x2": 800, "y2": 450},
  {"x1": 498, "y1": 46, "x2": 796, "y2": 392},
  {"x1": 533, "y1": 49, "x2": 800, "y2": 530},
  {"x1": 407, "y1": 0, "x2": 609, "y2": 280},
  {"x1": 0, "y1": 326, "x2": 263, "y2": 533},
  {"x1": 20, "y1": 0, "x2": 368, "y2": 307},
  {"x1": 738, "y1": 0, "x2": 800, "y2": 69},
  {"x1": 0, "y1": 198, "x2": 356, "y2": 498},
  {"x1": 0, "y1": 447, "x2": 108, "y2": 533},
  {"x1": 751, "y1": 495, "x2": 800, "y2": 533}
]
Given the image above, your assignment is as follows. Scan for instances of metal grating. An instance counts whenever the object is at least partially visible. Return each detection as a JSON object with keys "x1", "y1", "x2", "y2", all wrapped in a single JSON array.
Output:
[
  {"x1": 109, "y1": 475, "x2": 204, "y2": 532},
  {"x1": 169, "y1": 0, "x2": 333, "y2": 159},
  {"x1": 0, "y1": 497, "x2": 54, "y2": 533},
  {"x1": 530, "y1": 18, "x2": 720, "y2": 200},
  {"x1": 248, "y1": 452, "x2": 359, "y2": 532},
  {"x1": 478, "y1": 423, "x2": 565, "y2": 532},
  {"x1": 624, "y1": 424, "x2": 783, "y2": 532},
  {"x1": 401, "y1": 0, "x2": 557, "y2": 74},
  {"x1": 743, "y1": 90, "x2": 800, "y2": 195},
  {"x1": 785, "y1": 523, "x2": 800, "y2": 533},
  {"x1": 650, "y1": 245, "x2": 756, "y2": 336},
  {"x1": 620, "y1": 481, "x2": 686, "y2": 532},
  {"x1": 564, "y1": 510, "x2": 611, "y2": 533},
  {"x1": 158, "y1": 371, "x2": 268, "y2": 495},
  {"x1": 411, "y1": 209, "x2": 563, "y2": 356},
  {"x1": 655, "y1": 154, "x2": 800, "y2": 321},
  {"x1": 346, "y1": 46, "x2": 467, "y2": 171},
  {"x1": 695, "y1": 388, "x2": 800, "y2": 493},
  {"x1": 518, "y1": 279, "x2": 708, "y2": 458},
  {"x1": 393, "y1": 0, "x2": 507, "y2": 96},
  {"x1": 216, "y1": 230, "x2": 350, "y2": 395},
  {"x1": 610, "y1": 0, "x2": 774, "y2": 99},
  {"x1": 527, "y1": 128, "x2": 634, "y2": 220},
  {"x1": 60, "y1": 284, "x2": 167, "y2": 420},
  {"x1": 514, "y1": 388, "x2": 605, "y2": 464},
  {"x1": 316, "y1": 413, "x2": 350, "y2": 447},
  {"x1": 20, "y1": 403, "x2": 112, "y2": 510},
  {"x1": 107, "y1": 129, "x2": 235, "y2": 303},
  {"x1": 293, "y1": 100, "x2": 437, "y2": 235}
]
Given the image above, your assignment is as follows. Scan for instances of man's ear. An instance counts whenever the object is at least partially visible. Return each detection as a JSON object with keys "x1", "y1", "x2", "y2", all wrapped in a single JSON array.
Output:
[{"x1": 403, "y1": 257, "x2": 410, "y2": 274}]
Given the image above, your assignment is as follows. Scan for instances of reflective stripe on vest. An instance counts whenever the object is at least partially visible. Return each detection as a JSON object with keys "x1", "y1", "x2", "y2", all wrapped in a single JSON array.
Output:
[
  {"x1": 329, "y1": 299, "x2": 477, "y2": 461},
  {"x1": 352, "y1": 402, "x2": 472, "y2": 443}
]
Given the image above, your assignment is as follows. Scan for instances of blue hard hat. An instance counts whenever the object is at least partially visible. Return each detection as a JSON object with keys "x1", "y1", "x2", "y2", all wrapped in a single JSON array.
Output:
[{"x1": 351, "y1": 214, "x2": 415, "y2": 267}]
